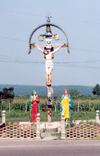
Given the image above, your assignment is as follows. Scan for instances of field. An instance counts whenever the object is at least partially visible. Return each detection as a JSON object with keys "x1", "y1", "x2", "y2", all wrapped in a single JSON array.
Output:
[{"x1": 0, "y1": 95, "x2": 100, "y2": 124}]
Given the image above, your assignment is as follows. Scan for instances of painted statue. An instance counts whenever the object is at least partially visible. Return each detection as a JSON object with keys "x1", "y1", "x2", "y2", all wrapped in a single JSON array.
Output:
[
  {"x1": 59, "y1": 89, "x2": 73, "y2": 121},
  {"x1": 35, "y1": 44, "x2": 63, "y2": 86},
  {"x1": 35, "y1": 25, "x2": 65, "y2": 86},
  {"x1": 29, "y1": 90, "x2": 40, "y2": 122},
  {"x1": 28, "y1": 16, "x2": 69, "y2": 87}
]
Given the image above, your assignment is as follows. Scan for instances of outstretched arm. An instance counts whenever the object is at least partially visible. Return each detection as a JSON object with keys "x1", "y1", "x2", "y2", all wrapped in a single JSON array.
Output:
[
  {"x1": 51, "y1": 44, "x2": 63, "y2": 54},
  {"x1": 35, "y1": 45, "x2": 44, "y2": 53}
]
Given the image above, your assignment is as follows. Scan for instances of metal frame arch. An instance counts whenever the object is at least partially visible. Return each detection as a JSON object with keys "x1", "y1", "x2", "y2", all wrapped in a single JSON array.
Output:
[{"x1": 29, "y1": 23, "x2": 70, "y2": 54}]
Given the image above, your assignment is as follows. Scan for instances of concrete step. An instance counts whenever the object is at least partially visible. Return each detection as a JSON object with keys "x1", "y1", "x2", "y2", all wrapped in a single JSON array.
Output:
[{"x1": 41, "y1": 128, "x2": 60, "y2": 140}]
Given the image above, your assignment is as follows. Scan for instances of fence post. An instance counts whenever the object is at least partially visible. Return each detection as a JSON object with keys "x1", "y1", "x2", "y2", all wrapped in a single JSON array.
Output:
[
  {"x1": 36, "y1": 113, "x2": 40, "y2": 139},
  {"x1": 61, "y1": 113, "x2": 66, "y2": 139},
  {"x1": 25, "y1": 103, "x2": 27, "y2": 113},
  {"x1": 96, "y1": 110, "x2": 99, "y2": 124},
  {"x1": 78, "y1": 101, "x2": 79, "y2": 112},
  {"x1": 2, "y1": 110, "x2": 6, "y2": 124},
  {"x1": 9, "y1": 102, "x2": 10, "y2": 114}
]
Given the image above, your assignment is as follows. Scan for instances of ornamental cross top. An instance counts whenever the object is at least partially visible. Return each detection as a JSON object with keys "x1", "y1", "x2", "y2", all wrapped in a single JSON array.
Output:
[{"x1": 45, "y1": 13, "x2": 52, "y2": 23}]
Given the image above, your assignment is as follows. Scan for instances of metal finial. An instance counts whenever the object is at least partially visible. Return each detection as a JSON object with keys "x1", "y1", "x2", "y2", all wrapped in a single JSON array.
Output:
[{"x1": 46, "y1": 13, "x2": 52, "y2": 23}]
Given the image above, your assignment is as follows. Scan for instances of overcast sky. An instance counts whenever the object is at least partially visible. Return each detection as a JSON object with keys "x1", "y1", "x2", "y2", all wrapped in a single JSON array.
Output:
[{"x1": 0, "y1": 0, "x2": 100, "y2": 87}]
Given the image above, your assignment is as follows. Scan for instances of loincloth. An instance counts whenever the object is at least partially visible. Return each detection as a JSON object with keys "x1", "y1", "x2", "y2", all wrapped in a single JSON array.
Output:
[{"x1": 45, "y1": 62, "x2": 54, "y2": 68}]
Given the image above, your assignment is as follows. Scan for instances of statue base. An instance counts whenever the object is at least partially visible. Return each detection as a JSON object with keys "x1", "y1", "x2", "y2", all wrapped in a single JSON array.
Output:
[{"x1": 46, "y1": 82, "x2": 51, "y2": 86}]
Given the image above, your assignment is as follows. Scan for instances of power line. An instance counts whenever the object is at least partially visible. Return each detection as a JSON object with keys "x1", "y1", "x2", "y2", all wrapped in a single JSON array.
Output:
[
  {"x1": 0, "y1": 54, "x2": 100, "y2": 64},
  {"x1": 0, "y1": 9, "x2": 100, "y2": 25},
  {"x1": 0, "y1": 55, "x2": 44, "y2": 63},
  {"x1": 0, "y1": 55, "x2": 100, "y2": 70},
  {"x1": 0, "y1": 59, "x2": 100, "y2": 69},
  {"x1": 0, "y1": 9, "x2": 44, "y2": 17},
  {"x1": 71, "y1": 48, "x2": 100, "y2": 53},
  {"x1": 0, "y1": 35, "x2": 100, "y2": 53},
  {"x1": 54, "y1": 16, "x2": 100, "y2": 25},
  {"x1": 0, "y1": 36, "x2": 28, "y2": 42}
]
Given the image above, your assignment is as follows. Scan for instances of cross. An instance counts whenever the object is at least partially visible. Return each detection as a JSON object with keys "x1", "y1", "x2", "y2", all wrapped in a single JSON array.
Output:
[{"x1": 46, "y1": 13, "x2": 52, "y2": 23}]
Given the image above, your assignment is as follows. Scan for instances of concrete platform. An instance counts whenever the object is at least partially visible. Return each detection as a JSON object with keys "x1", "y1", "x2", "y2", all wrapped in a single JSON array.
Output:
[
  {"x1": 40, "y1": 121, "x2": 61, "y2": 129},
  {"x1": 19, "y1": 122, "x2": 31, "y2": 126},
  {"x1": 19, "y1": 121, "x2": 61, "y2": 129}
]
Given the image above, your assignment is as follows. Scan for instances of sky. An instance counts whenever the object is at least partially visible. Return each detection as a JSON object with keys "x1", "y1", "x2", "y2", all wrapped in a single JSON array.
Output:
[{"x1": 0, "y1": 0, "x2": 100, "y2": 87}]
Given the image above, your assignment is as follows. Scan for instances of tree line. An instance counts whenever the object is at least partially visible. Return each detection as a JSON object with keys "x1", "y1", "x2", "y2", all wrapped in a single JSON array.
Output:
[{"x1": 0, "y1": 84, "x2": 100, "y2": 113}]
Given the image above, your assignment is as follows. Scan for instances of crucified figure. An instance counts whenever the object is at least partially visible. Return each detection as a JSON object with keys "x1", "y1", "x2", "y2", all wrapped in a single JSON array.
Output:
[{"x1": 35, "y1": 44, "x2": 64, "y2": 86}]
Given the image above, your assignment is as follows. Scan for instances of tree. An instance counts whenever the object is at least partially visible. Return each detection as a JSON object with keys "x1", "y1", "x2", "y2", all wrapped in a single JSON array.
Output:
[
  {"x1": 0, "y1": 87, "x2": 15, "y2": 113},
  {"x1": 0, "y1": 91, "x2": 4, "y2": 116},
  {"x1": 69, "y1": 89, "x2": 80, "y2": 98},
  {"x1": 92, "y1": 84, "x2": 100, "y2": 95}
]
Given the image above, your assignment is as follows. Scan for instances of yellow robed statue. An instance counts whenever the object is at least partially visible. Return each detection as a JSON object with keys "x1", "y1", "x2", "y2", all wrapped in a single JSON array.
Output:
[
  {"x1": 59, "y1": 89, "x2": 72, "y2": 121},
  {"x1": 61, "y1": 95, "x2": 70, "y2": 119}
]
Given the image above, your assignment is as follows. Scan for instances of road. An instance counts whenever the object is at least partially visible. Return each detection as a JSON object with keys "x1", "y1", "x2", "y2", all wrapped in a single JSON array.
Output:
[{"x1": 0, "y1": 140, "x2": 100, "y2": 156}]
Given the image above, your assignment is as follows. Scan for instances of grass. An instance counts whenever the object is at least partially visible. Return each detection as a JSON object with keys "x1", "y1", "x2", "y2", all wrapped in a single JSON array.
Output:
[
  {"x1": 0, "y1": 109, "x2": 29, "y2": 124},
  {"x1": 0, "y1": 109, "x2": 61, "y2": 123},
  {"x1": 71, "y1": 111, "x2": 96, "y2": 120},
  {"x1": 0, "y1": 109, "x2": 97, "y2": 124}
]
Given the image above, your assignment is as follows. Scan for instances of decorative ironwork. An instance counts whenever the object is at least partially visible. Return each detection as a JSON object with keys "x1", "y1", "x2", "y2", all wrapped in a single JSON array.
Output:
[{"x1": 44, "y1": 106, "x2": 54, "y2": 117}]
